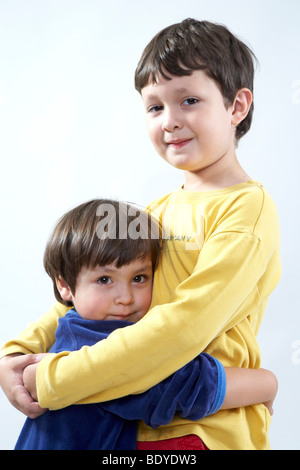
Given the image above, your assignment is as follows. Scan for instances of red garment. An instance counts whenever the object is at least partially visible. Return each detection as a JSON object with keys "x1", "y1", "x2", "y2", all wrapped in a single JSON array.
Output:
[{"x1": 137, "y1": 434, "x2": 209, "y2": 450}]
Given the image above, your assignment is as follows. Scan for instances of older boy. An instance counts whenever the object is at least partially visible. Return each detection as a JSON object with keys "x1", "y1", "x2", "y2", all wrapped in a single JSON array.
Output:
[{"x1": 0, "y1": 19, "x2": 280, "y2": 450}]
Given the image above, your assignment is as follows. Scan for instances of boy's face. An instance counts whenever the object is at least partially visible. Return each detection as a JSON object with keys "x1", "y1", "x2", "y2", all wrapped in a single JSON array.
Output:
[
  {"x1": 58, "y1": 257, "x2": 154, "y2": 322},
  {"x1": 141, "y1": 70, "x2": 237, "y2": 178}
]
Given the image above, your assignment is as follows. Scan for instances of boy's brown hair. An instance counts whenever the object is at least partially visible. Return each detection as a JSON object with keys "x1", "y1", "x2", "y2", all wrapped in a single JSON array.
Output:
[
  {"x1": 135, "y1": 18, "x2": 257, "y2": 142},
  {"x1": 44, "y1": 199, "x2": 162, "y2": 306}
]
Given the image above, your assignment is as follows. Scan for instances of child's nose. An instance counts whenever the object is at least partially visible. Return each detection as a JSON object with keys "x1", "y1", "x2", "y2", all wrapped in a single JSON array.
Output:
[
  {"x1": 162, "y1": 108, "x2": 183, "y2": 132},
  {"x1": 115, "y1": 285, "x2": 134, "y2": 305}
]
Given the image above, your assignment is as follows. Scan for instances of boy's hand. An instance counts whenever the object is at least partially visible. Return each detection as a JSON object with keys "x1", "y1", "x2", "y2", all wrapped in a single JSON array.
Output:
[
  {"x1": 23, "y1": 362, "x2": 40, "y2": 402},
  {"x1": 0, "y1": 353, "x2": 48, "y2": 419}
]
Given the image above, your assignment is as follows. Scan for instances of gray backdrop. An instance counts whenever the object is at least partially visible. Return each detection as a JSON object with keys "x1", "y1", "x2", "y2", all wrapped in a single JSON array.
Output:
[{"x1": 0, "y1": 0, "x2": 299, "y2": 450}]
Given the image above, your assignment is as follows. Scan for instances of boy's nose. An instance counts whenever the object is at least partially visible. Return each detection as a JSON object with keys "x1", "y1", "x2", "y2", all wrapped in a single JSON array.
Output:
[
  {"x1": 163, "y1": 122, "x2": 179, "y2": 132},
  {"x1": 162, "y1": 109, "x2": 183, "y2": 132},
  {"x1": 114, "y1": 285, "x2": 134, "y2": 305}
]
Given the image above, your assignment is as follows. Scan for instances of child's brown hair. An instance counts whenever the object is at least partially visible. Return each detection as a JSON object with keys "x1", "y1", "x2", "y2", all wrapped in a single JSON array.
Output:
[{"x1": 44, "y1": 199, "x2": 162, "y2": 306}]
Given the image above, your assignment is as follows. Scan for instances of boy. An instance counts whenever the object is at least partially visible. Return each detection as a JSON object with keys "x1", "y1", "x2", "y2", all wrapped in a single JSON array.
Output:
[
  {"x1": 14, "y1": 199, "x2": 275, "y2": 450},
  {"x1": 0, "y1": 19, "x2": 281, "y2": 450}
]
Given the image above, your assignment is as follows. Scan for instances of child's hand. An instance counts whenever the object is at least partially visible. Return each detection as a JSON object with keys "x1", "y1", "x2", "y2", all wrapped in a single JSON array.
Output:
[
  {"x1": 23, "y1": 362, "x2": 40, "y2": 402},
  {"x1": 23, "y1": 353, "x2": 54, "y2": 402},
  {"x1": 0, "y1": 354, "x2": 47, "y2": 419}
]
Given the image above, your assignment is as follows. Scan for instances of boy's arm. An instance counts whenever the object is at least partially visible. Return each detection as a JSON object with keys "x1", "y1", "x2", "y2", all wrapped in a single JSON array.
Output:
[
  {"x1": 70, "y1": 360, "x2": 277, "y2": 426},
  {"x1": 22, "y1": 357, "x2": 278, "y2": 424},
  {"x1": 98, "y1": 354, "x2": 226, "y2": 427},
  {"x1": 221, "y1": 368, "x2": 278, "y2": 415}
]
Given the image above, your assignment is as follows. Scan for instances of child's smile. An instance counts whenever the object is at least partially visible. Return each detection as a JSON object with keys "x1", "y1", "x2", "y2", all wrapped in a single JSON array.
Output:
[{"x1": 166, "y1": 138, "x2": 194, "y2": 150}]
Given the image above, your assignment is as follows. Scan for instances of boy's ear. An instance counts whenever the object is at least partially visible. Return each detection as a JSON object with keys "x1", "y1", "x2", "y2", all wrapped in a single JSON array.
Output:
[
  {"x1": 231, "y1": 88, "x2": 253, "y2": 126},
  {"x1": 56, "y1": 277, "x2": 73, "y2": 302}
]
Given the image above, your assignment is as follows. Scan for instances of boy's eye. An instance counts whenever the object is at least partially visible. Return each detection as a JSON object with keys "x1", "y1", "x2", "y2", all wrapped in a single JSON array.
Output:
[
  {"x1": 133, "y1": 275, "x2": 146, "y2": 283},
  {"x1": 182, "y1": 97, "x2": 199, "y2": 106},
  {"x1": 147, "y1": 105, "x2": 163, "y2": 114},
  {"x1": 97, "y1": 276, "x2": 112, "y2": 285}
]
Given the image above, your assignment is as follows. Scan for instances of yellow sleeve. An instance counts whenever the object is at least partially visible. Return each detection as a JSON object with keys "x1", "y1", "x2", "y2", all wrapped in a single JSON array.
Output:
[
  {"x1": 37, "y1": 228, "x2": 279, "y2": 409},
  {"x1": 0, "y1": 302, "x2": 68, "y2": 358}
]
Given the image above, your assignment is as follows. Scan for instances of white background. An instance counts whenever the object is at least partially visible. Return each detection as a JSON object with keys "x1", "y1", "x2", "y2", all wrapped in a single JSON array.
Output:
[{"x1": 0, "y1": 0, "x2": 299, "y2": 450}]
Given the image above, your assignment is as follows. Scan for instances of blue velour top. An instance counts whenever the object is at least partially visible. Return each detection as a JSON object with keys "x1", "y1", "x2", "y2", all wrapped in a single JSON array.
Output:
[{"x1": 15, "y1": 310, "x2": 226, "y2": 450}]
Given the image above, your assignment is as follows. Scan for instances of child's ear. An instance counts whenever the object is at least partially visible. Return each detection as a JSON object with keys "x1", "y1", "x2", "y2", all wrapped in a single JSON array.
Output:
[
  {"x1": 56, "y1": 277, "x2": 73, "y2": 302},
  {"x1": 231, "y1": 88, "x2": 253, "y2": 126}
]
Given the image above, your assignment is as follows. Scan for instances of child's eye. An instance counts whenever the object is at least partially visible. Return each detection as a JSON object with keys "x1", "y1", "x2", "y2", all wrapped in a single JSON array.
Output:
[
  {"x1": 147, "y1": 105, "x2": 163, "y2": 114},
  {"x1": 132, "y1": 275, "x2": 147, "y2": 283},
  {"x1": 182, "y1": 97, "x2": 199, "y2": 106},
  {"x1": 97, "y1": 276, "x2": 112, "y2": 285}
]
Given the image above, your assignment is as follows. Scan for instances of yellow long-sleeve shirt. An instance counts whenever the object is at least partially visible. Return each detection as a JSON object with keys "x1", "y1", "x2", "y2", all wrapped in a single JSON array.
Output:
[{"x1": 1, "y1": 181, "x2": 281, "y2": 450}]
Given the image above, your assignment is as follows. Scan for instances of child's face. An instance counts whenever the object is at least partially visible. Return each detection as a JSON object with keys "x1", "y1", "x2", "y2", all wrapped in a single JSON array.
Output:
[
  {"x1": 59, "y1": 257, "x2": 154, "y2": 322},
  {"x1": 141, "y1": 70, "x2": 236, "y2": 176}
]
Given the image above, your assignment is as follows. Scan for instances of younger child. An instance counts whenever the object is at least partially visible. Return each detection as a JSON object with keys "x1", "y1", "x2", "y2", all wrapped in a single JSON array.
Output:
[{"x1": 13, "y1": 199, "x2": 276, "y2": 450}]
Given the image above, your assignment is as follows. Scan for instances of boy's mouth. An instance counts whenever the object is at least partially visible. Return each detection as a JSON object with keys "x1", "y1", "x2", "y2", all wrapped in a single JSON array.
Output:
[
  {"x1": 166, "y1": 138, "x2": 193, "y2": 149},
  {"x1": 113, "y1": 310, "x2": 136, "y2": 319}
]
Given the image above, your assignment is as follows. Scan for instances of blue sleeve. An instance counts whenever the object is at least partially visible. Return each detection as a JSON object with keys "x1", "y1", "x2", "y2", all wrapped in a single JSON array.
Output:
[{"x1": 100, "y1": 353, "x2": 226, "y2": 428}]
